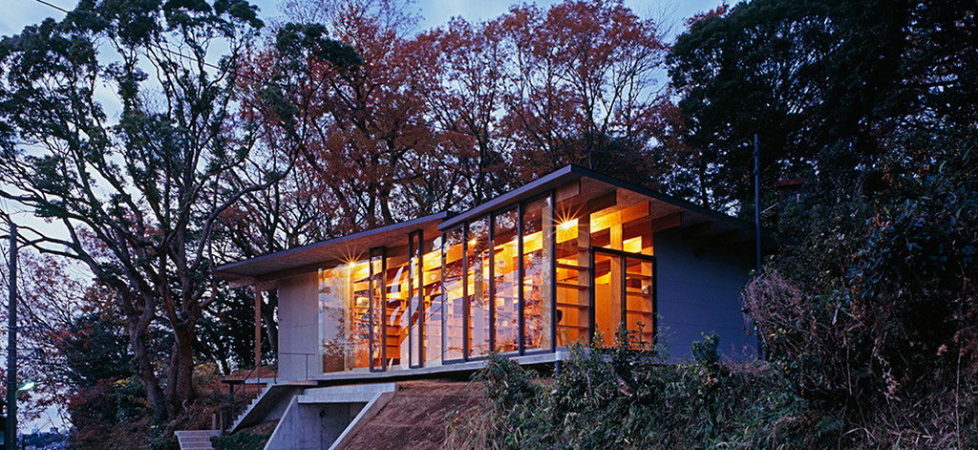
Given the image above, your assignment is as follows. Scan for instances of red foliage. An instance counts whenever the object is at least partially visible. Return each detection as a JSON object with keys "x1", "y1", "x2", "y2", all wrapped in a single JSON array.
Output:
[{"x1": 239, "y1": 0, "x2": 677, "y2": 233}]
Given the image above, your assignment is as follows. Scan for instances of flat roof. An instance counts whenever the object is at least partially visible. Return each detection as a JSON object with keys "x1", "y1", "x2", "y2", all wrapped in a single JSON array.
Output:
[
  {"x1": 439, "y1": 164, "x2": 758, "y2": 232},
  {"x1": 213, "y1": 212, "x2": 450, "y2": 281}
]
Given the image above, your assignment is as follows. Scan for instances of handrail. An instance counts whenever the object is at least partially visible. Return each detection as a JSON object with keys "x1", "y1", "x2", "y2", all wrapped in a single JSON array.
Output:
[
  {"x1": 219, "y1": 363, "x2": 268, "y2": 432},
  {"x1": 218, "y1": 351, "x2": 319, "y2": 432}
]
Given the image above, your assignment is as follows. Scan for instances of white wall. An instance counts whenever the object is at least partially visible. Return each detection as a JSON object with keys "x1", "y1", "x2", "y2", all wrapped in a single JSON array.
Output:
[
  {"x1": 277, "y1": 271, "x2": 320, "y2": 380},
  {"x1": 653, "y1": 229, "x2": 757, "y2": 361}
]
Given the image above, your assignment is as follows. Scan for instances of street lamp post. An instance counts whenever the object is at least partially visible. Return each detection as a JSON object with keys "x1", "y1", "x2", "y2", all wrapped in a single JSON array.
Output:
[{"x1": 5, "y1": 220, "x2": 17, "y2": 450}]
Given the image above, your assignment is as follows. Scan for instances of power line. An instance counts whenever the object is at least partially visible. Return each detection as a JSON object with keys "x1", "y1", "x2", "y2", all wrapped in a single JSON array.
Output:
[{"x1": 24, "y1": 0, "x2": 705, "y2": 157}]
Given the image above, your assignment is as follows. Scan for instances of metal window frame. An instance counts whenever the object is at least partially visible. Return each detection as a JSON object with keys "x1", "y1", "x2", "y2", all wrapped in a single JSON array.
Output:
[
  {"x1": 437, "y1": 190, "x2": 560, "y2": 364},
  {"x1": 588, "y1": 247, "x2": 657, "y2": 346},
  {"x1": 464, "y1": 214, "x2": 493, "y2": 361},
  {"x1": 368, "y1": 246, "x2": 387, "y2": 372},
  {"x1": 490, "y1": 206, "x2": 520, "y2": 356},
  {"x1": 441, "y1": 225, "x2": 467, "y2": 365},
  {"x1": 407, "y1": 230, "x2": 425, "y2": 369}
]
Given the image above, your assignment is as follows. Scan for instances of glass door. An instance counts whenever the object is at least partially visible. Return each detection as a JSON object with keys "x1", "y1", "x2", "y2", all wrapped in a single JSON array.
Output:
[{"x1": 590, "y1": 248, "x2": 656, "y2": 348}]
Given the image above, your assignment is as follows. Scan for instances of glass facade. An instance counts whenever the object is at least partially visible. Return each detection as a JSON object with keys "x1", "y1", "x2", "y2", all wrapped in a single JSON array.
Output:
[
  {"x1": 317, "y1": 182, "x2": 657, "y2": 374},
  {"x1": 493, "y1": 208, "x2": 520, "y2": 353}
]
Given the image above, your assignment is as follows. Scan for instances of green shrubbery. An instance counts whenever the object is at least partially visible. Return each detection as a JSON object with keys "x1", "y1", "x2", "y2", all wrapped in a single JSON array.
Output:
[
  {"x1": 454, "y1": 334, "x2": 836, "y2": 449},
  {"x1": 211, "y1": 432, "x2": 269, "y2": 450}
]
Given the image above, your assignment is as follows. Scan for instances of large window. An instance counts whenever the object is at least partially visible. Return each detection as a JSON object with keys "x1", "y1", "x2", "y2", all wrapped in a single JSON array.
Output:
[
  {"x1": 442, "y1": 227, "x2": 465, "y2": 361},
  {"x1": 467, "y1": 217, "x2": 492, "y2": 358},
  {"x1": 521, "y1": 196, "x2": 554, "y2": 352},
  {"x1": 422, "y1": 235, "x2": 443, "y2": 365},
  {"x1": 592, "y1": 249, "x2": 655, "y2": 348},
  {"x1": 316, "y1": 182, "x2": 657, "y2": 374},
  {"x1": 318, "y1": 258, "x2": 372, "y2": 373},
  {"x1": 492, "y1": 208, "x2": 520, "y2": 353},
  {"x1": 407, "y1": 231, "x2": 423, "y2": 368},
  {"x1": 368, "y1": 248, "x2": 385, "y2": 370}
]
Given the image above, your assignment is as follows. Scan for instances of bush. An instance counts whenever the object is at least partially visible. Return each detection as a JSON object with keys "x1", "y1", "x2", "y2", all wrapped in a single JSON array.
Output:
[
  {"x1": 211, "y1": 432, "x2": 268, "y2": 450},
  {"x1": 458, "y1": 333, "x2": 834, "y2": 449},
  {"x1": 744, "y1": 145, "x2": 978, "y2": 446}
]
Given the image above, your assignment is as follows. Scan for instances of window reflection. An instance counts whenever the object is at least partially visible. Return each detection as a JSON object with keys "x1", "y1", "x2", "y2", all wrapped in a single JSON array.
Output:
[
  {"x1": 492, "y1": 208, "x2": 519, "y2": 353},
  {"x1": 422, "y1": 236, "x2": 443, "y2": 365},
  {"x1": 442, "y1": 227, "x2": 465, "y2": 361},
  {"x1": 467, "y1": 218, "x2": 491, "y2": 358},
  {"x1": 315, "y1": 183, "x2": 656, "y2": 374},
  {"x1": 522, "y1": 196, "x2": 553, "y2": 351}
]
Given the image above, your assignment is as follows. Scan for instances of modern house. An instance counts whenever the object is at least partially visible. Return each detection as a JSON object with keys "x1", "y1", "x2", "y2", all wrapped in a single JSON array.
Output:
[{"x1": 210, "y1": 165, "x2": 761, "y2": 449}]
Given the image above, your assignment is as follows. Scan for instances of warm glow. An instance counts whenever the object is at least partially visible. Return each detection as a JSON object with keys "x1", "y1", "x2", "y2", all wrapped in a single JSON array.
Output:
[{"x1": 558, "y1": 219, "x2": 576, "y2": 231}]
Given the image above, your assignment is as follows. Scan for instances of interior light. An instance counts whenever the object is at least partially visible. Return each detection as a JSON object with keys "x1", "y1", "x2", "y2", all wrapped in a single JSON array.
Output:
[{"x1": 558, "y1": 219, "x2": 576, "y2": 231}]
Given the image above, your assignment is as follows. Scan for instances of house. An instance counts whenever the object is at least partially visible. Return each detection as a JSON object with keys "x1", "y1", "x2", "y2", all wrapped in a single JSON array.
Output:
[{"x1": 210, "y1": 165, "x2": 762, "y2": 449}]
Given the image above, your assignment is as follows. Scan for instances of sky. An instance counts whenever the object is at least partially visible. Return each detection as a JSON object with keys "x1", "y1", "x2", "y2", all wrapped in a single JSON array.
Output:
[
  {"x1": 0, "y1": 0, "x2": 728, "y2": 436},
  {"x1": 1, "y1": 0, "x2": 729, "y2": 38}
]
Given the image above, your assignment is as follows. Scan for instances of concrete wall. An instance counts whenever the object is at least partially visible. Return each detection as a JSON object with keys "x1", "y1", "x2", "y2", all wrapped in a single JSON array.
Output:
[
  {"x1": 264, "y1": 397, "x2": 365, "y2": 450},
  {"x1": 653, "y1": 228, "x2": 756, "y2": 361},
  {"x1": 277, "y1": 272, "x2": 320, "y2": 380}
]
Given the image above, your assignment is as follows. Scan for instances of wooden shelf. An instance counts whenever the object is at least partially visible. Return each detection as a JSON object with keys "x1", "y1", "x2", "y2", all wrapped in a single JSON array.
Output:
[
  {"x1": 557, "y1": 324, "x2": 588, "y2": 330},
  {"x1": 556, "y1": 282, "x2": 588, "y2": 290},
  {"x1": 556, "y1": 262, "x2": 589, "y2": 271},
  {"x1": 556, "y1": 302, "x2": 589, "y2": 309},
  {"x1": 625, "y1": 310, "x2": 653, "y2": 315},
  {"x1": 625, "y1": 273, "x2": 652, "y2": 280}
]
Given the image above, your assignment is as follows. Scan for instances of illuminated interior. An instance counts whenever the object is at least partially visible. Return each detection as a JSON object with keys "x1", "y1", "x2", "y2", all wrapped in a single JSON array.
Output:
[{"x1": 317, "y1": 180, "x2": 657, "y2": 373}]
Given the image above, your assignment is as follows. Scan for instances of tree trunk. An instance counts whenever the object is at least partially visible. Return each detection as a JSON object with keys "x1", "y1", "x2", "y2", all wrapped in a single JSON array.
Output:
[
  {"x1": 128, "y1": 318, "x2": 166, "y2": 422},
  {"x1": 166, "y1": 322, "x2": 197, "y2": 416}
]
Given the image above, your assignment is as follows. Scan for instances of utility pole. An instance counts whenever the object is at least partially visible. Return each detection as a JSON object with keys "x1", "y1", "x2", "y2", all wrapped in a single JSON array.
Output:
[
  {"x1": 753, "y1": 134, "x2": 762, "y2": 271},
  {"x1": 5, "y1": 219, "x2": 16, "y2": 450}
]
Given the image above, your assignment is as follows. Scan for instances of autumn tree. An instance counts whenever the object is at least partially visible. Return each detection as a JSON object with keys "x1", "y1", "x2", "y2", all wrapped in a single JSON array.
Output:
[
  {"x1": 0, "y1": 0, "x2": 355, "y2": 420},
  {"x1": 416, "y1": 17, "x2": 513, "y2": 204},
  {"x1": 241, "y1": 0, "x2": 677, "y2": 234},
  {"x1": 493, "y1": 0, "x2": 673, "y2": 184},
  {"x1": 0, "y1": 245, "x2": 88, "y2": 426},
  {"x1": 245, "y1": 0, "x2": 467, "y2": 233}
]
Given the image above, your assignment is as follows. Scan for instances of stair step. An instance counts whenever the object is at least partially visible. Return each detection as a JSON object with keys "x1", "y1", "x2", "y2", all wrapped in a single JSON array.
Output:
[{"x1": 175, "y1": 430, "x2": 219, "y2": 450}]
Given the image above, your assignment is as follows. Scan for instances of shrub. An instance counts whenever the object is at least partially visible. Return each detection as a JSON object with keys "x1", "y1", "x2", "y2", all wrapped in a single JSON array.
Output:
[
  {"x1": 460, "y1": 333, "x2": 832, "y2": 449},
  {"x1": 211, "y1": 432, "x2": 268, "y2": 450},
  {"x1": 744, "y1": 145, "x2": 978, "y2": 446}
]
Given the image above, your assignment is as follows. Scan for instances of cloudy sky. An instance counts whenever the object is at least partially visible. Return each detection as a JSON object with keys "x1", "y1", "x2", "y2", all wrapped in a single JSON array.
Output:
[{"x1": 0, "y1": 0, "x2": 727, "y2": 435}]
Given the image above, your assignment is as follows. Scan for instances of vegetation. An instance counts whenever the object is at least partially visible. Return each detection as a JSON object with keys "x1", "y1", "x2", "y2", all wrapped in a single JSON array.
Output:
[
  {"x1": 453, "y1": 0, "x2": 978, "y2": 448},
  {"x1": 0, "y1": 0, "x2": 974, "y2": 447}
]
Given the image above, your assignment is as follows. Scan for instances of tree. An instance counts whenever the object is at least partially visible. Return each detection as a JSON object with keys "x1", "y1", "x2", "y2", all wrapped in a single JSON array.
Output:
[
  {"x1": 0, "y1": 0, "x2": 355, "y2": 420},
  {"x1": 244, "y1": 0, "x2": 676, "y2": 232},
  {"x1": 668, "y1": 0, "x2": 978, "y2": 210},
  {"x1": 245, "y1": 0, "x2": 472, "y2": 231},
  {"x1": 495, "y1": 0, "x2": 673, "y2": 185},
  {"x1": 0, "y1": 246, "x2": 89, "y2": 425}
]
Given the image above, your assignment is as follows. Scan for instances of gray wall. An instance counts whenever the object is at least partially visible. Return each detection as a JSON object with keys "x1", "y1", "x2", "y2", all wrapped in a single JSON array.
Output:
[
  {"x1": 265, "y1": 397, "x2": 365, "y2": 450},
  {"x1": 277, "y1": 272, "x2": 320, "y2": 380},
  {"x1": 654, "y1": 229, "x2": 756, "y2": 361}
]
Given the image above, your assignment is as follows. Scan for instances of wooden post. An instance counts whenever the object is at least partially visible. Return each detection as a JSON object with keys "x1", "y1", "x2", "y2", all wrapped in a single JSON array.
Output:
[{"x1": 253, "y1": 285, "x2": 262, "y2": 368}]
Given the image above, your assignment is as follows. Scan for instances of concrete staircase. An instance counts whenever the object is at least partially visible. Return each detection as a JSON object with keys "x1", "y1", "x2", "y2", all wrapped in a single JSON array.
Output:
[
  {"x1": 229, "y1": 381, "x2": 318, "y2": 433},
  {"x1": 175, "y1": 430, "x2": 220, "y2": 450}
]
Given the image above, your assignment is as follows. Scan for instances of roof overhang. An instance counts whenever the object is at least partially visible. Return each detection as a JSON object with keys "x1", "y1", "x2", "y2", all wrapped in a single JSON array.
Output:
[
  {"x1": 439, "y1": 165, "x2": 765, "y2": 241},
  {"x1": 213, "y1": 212, "x2": 450, "y2": 283},
  {"x1": 214, "y1": 165, "x2": 772, "y2": 285}
]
